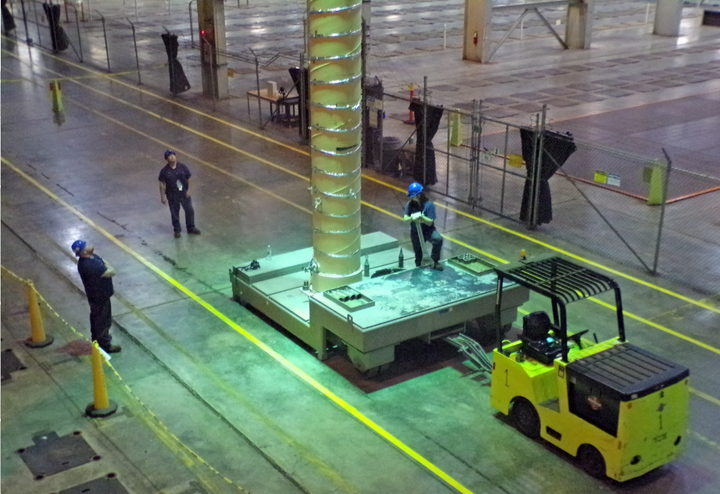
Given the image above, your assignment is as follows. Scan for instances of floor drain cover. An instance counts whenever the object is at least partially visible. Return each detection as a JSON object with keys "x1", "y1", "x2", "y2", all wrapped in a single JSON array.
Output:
[
  {"x1": 60, "y1": 475, "x2": 129, "y2": 494},
  {"x1": 18, "y1": 432, "x2": 96, "y2": 477},
  {"x1": 1, "y1": 348, "x2": 26, "y2": 382}
]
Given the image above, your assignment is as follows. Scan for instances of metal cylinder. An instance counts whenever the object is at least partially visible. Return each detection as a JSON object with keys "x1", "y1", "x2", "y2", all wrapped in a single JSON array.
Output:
[{"x1": 308, "y1": 0, "x2": 363, "y2": 291}]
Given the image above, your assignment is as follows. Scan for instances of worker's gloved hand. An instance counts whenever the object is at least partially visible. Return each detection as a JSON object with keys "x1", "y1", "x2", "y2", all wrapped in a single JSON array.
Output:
[{"x1": 411, "y1": 212, "x2": 422, "y2": 221}]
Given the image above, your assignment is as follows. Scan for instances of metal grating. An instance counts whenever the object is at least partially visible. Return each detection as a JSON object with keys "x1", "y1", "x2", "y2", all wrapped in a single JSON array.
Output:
[
  {"x1": 18, "y1": 431, "x2": 97, "y2": 477},
  {"x1": 496, "y1": 256, "x2": 617, "y2": 304},
  {"x1": 60, "y1": 475, "x2": 130, "y2": 494},
  {"x1": 2, "y1": 348, "x2": 27, "y2": 382}
]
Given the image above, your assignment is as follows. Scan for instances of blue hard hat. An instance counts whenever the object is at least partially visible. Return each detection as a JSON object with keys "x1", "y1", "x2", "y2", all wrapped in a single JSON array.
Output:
[
  {"x1": 71, "y1": 240, "x2": 86, "y2": 256},
  {"x1": 407, "y1": 182, "x2": 423, "y2": 198},
  {"x1": 164, "y1": 150, "x2": 175, "y2": 160}
]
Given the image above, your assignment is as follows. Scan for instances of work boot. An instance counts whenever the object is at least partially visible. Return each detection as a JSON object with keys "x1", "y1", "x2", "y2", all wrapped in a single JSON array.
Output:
[
  {"x1": 103, "y1": 344, "x2": 122, "y2": 353},
  {"x1": 188, "y1": 228, "x2": 201, "y2": 235},
  {"x1": 432, "y1": 262, "x2": 444, "y2": 271},
  {"x1": 174, "y1": 232, "x2": 181, "y2": 238}
]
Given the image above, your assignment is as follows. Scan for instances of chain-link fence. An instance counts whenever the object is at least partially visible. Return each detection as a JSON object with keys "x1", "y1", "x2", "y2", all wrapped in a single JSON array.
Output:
[{"x1": 375, "y1": 97, "x2": 720, "y2": 276}]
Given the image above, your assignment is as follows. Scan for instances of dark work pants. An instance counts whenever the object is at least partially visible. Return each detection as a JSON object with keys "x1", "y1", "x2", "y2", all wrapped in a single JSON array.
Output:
[
  {"x1": 89, "y1": 298, "x2": 113, "y2": 349},
  {"x1": 410, "y1": 225, "x2": 443, "y2": 266},
  {"x1": 167, "y1": 195, "x2": 196, "y2": 233}
]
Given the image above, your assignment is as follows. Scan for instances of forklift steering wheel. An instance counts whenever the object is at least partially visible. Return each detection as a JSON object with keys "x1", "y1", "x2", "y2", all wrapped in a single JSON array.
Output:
[{"x1": 568, "y1": 330, "x2": 589, "y2": 349}]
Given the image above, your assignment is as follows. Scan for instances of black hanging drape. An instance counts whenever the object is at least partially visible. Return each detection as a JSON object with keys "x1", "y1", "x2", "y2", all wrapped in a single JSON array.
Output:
[
  {"x1": 161, "y1": 33, "x2": 191, "y2": 95},
  {"x1": 289, "y1": 67, "x2": 310, "y2": 140},
  {"x1": 43, "y1": 3, "x2": 69, "y2": 51},
  {"x1": 519, "y1": 128, "x2": 577, "y2": 226},
  {"x1": 409, "y1": 99, "x2": 443, "y2": 186},
  {"x1": 2, "y1": 0, "x2": 16, "y2": 33}
]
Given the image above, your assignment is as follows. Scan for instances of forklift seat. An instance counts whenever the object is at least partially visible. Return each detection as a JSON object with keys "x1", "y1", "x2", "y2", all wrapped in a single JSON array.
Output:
[{"x1": 523, "y1": 311, "x2": 552, "y2": 341}]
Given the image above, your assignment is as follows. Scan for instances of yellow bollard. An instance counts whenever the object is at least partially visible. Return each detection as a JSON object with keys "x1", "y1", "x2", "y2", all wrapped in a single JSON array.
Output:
[
  {"x1": 25, "y1": 282, "x2": 54, "y2": 348},
  {"x1": 50, "y1": 80, "x2": 64, "y2": 113},
  {"x1": 86, "y1": 342, "x2": 118, "y2": 418},
  {"x1": 449, "y1": 112, "x2": 462, "y2": 147},
  {"x1": 645, "y1": 160, "x2": 666, "y2": 205}
]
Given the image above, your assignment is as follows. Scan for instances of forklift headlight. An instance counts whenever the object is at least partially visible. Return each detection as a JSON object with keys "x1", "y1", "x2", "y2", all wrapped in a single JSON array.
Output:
[{"x1": 630, "y1": 455, "x2": 641, "y2": 465}]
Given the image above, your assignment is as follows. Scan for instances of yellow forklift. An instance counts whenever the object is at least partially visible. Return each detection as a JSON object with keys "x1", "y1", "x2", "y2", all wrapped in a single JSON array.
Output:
[{"x1": 491, "y1": 256, "x2": 689, "y2": 481}]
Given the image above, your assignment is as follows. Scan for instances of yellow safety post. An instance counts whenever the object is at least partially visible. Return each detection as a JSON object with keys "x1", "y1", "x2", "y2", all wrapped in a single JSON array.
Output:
[
  {"x1": 508, "y1": 154, "x2": 524, "y2": 168},
  {"x1": 50, "y1": 80, "x2": 64, "y2": 113},
  {"x1": 25, "y1": 281, "x2": 54, "y2": 348},
  {"x1": 646, "y1": 160, "x2": 666, "y2": 205},
  {"x1": 449, "y1": 112, "x2": 462, "y2": 147},
  {"x1": 86, "y1": 342, "x2": 118, "y2": 418}
]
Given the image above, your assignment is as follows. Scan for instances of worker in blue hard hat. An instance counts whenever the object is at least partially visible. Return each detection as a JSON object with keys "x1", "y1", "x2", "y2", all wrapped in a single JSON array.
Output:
[
  {"x1": 71, "y1": 240, "x2": 121, "y2": 353},
  {"x1": 402, "y1": 182, "x2": 444, "y2": 270}
]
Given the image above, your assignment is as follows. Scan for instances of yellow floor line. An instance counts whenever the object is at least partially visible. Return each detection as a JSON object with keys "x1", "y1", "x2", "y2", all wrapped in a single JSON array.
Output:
[
  {"x1": 1, "y1": 156, "x2": 475, "y2": 494},
  {"x1": 690, "y1": 388, "x2": 720, "y2": 408},
  {"x1": 590, "y1": 299, "x2": 720, "y2": 357},
  {"x1": 4, "y1": 42, "x2": 718, "y2": 317}
]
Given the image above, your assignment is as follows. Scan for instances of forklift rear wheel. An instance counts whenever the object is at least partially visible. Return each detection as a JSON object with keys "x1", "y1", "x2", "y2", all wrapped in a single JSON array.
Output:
[
  {"x1": 510, "y1": 397, "x2": 540, "y2": 438},
  {"x1": 577, "y1": 445, "x2": 606, "y2": 478}
]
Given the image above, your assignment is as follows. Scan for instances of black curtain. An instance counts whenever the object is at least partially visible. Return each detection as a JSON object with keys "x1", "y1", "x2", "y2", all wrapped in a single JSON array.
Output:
[
  {"x1": 161, "y1": 33, "x2": 191, "y2": 95},
  {"x1": 519, "y1": 129, "x2": 577, "y2": 226},
  {"x1": 43, "y1": 3, "x2": 68, "y2": 51},
  {"x1": 409, "y1": 99, "x2": 443, "y2": 186},
  {"x1": 289, "y1": 67, "x2": 310, "y2": 140},
  {"x1": 2, "y1": 0, "x2": 16, "y2": 32}
]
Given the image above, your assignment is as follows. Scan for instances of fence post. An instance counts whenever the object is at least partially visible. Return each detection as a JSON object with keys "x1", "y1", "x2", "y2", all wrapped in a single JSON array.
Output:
[
  {"x1": 500, "y1": 123, "x2": 509, "y2": 215},
  {"x1": 74, "y1": 5, "x2": 84, "y2": 62},
  {"x1": 651, "y1": 150, "x2": 672, "y2": 275},
  {"x1": 254, "y1": 53, "x2": 263, "y2": 128},
  {"x1": 188, "y1": 0, "x2": 195, "y2": 48},
  {"x1": 469, "y1": 100, "x2": 481, "y2": 205},
  {"x1": 127, "y1": 18, "x2": 141, "y2": 84},
  {"x1": 99, "y1": 12, "x2": 110, "y2": 72},
  {"x1": 19, "y1": 0, "x2": 32, "y2": 44},
  {"x1": 31, "y1": 0, "x2": 41, "y2": 47},
  {"x1": 422, "y1": 75, "x2": 428, "y2": 185}
]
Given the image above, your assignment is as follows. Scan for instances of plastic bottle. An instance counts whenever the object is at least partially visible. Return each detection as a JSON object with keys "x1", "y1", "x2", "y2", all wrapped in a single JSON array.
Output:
[
  {"x1": 267, "y1": 245, "x2": 272, "y2": 261},
  {"x1": 398, "y1": 248, "x2": 404, "y2": 268},
  {"x1": 364, "y1": 255, "x2": 370, "y2": 277}
]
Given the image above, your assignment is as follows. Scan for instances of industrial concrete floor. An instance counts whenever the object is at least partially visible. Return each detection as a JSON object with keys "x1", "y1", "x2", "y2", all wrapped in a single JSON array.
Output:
[{"x1": 2, "y1": 1, "x2": 720, "y2": 493}]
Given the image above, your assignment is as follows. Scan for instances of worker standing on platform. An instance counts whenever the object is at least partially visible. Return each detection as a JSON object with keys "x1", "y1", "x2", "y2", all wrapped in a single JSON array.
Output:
[
  {"x1": 158, "y1": 150, "x2": 201, "y2": 238},
  {"x1": 403, "y1": 182, "x2": 444, "y2": 270},
  {"x1": 72, "y1": 240, "x2": 121, "y2": 353}
]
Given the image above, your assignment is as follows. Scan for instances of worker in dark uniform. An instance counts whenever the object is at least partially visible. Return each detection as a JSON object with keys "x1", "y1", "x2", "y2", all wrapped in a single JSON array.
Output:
[
  {"x1": 72, "y1": 240, "x2": 121, "y2": 353},
  {"x1": 158, "y1": 150, "x2": 201, "y2": 238},
  {"x1": 402, "y1": 182, "x2": 444, "y2": 270}
]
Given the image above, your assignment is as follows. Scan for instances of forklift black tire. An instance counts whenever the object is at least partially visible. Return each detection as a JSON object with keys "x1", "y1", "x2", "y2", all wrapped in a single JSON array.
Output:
[
  {"x1": 577, "y1": 445, "x2": 606, "y2": 478},
  {"x1": 510, "y1": 397, "x2": 540, "y2": 439}
]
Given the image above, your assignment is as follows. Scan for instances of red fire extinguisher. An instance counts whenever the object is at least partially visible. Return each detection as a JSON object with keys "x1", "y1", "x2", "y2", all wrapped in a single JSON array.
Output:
[{"x1": 473, "y1": 31, "x2": 478, "y2": 45}]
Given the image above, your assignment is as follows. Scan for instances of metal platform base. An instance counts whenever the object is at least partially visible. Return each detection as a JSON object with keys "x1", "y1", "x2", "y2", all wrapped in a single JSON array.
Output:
[{"x1": 229, "y1": 232, "x2": 529, "y2": 373}]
